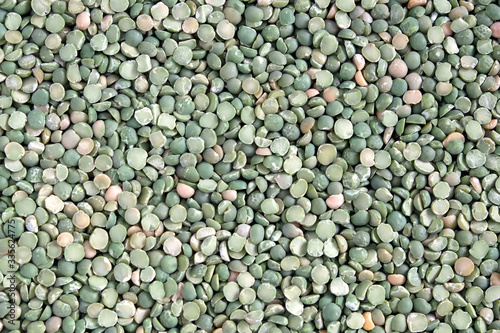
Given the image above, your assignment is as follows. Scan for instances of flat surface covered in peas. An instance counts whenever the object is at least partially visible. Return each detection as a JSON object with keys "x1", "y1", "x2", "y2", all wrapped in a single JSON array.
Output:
[{"x1": 1, "y1": 0, "x2": 500, "y2": 332}]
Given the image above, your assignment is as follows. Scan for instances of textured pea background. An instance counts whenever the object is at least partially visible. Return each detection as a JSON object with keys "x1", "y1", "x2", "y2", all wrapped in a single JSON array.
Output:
[{"x1": 1, "y1": 0, "x2": 500, "y2": 332}]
